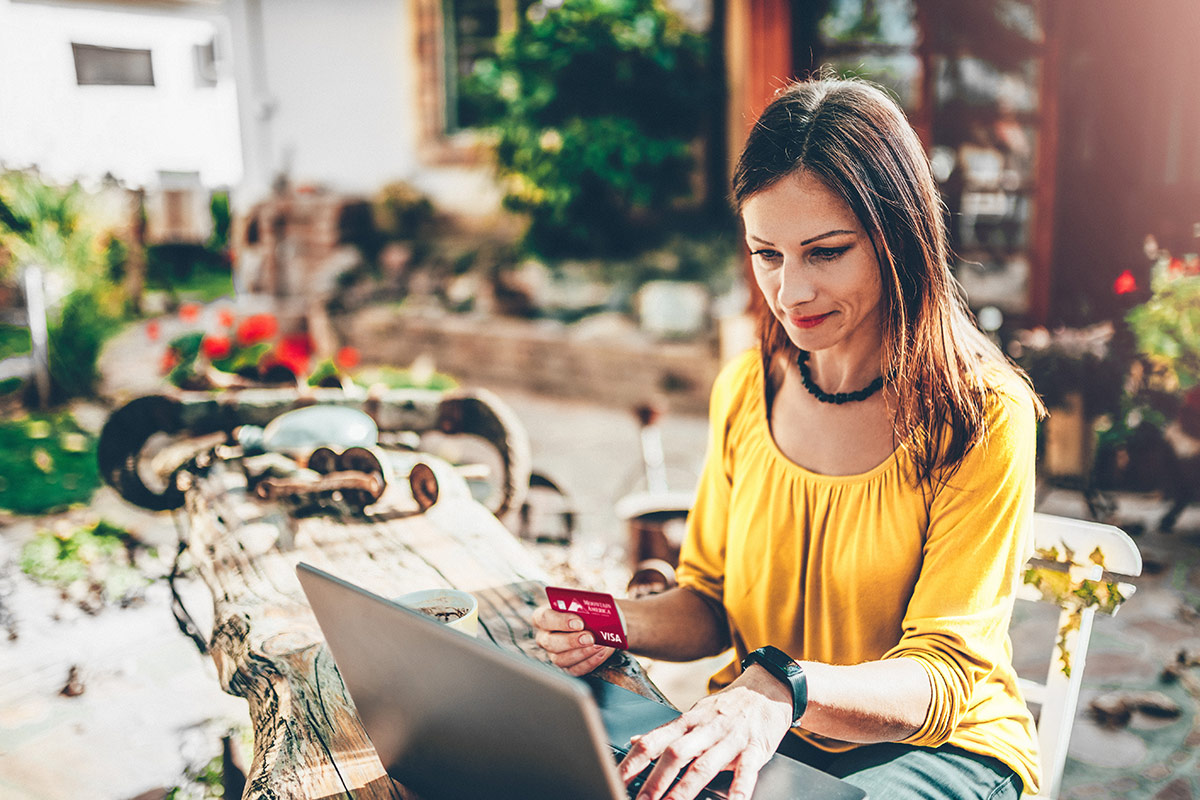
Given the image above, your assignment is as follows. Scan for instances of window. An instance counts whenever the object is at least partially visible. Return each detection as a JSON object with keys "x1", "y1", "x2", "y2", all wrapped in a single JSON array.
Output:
[
  {"x1": 814, "y1": 0, "x2": 1045, "y2": 316},
  {"x1": 442, "y1": 0, "x2": 536, "y2": 131},
  {"x1": 72, "y1": 43, "x2": 155, "y2": 86}
]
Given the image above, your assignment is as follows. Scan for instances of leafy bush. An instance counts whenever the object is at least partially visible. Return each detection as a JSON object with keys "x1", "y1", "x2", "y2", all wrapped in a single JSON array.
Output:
[
  {"x1": 0, "y1": 411, "x2": 100, "y2": 514},
  {"x1": 209, "y1": 190, "x2": 232, "y2": 252},
  {"x1": 373, "y1": 181, "x2": 434, "y2": 242},
  {"x1": 0, "y1": 171, "x2": 128, "y2": 400},
  {"x1": 471, "y1": 0, "x2": 710, "y2": 257},
  {"x1": 0, "y1": 171, "x2": 107, "y2": 286},
  {"x1": 146, "y1": 242, "x2": 230, "y2": 291},
  {"x1": 0, "y1": 323, "x2": 31, "y2": 360},
  {"x1": 1126, "y1": 255, "x2": 1200, "y2": 391},
  {"x1": 47, "y1": 288, "x2": 121, "y2": 398}
]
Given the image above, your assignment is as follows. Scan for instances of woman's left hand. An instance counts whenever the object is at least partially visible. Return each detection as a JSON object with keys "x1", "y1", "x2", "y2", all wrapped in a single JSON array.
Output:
[{"x1": 617, "y1": 667, "x2": 795, "y2": 800}]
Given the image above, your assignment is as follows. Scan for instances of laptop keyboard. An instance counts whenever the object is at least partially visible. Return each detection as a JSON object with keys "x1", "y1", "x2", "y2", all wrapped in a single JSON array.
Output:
[{"x1": 610, "y1": 747, "x2": 729, "y2": 800}]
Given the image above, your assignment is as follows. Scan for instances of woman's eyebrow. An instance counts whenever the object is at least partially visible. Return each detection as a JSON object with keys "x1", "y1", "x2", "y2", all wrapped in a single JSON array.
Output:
[
  {"x1": 801, "y1": 229, "x2": 856, "y2": 246},
  {"x1": 747, "y1": 229, "x2": 856, "y2": 247}
]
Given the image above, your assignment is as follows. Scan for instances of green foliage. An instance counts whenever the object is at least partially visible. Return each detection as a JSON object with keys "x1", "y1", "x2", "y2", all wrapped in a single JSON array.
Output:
[
  {"x1": 306, "y1": 358, "x2": 342, "y2": 387},
  {"x1": 353, "y1": 364, "x2": 459, "y2": 392},
  {"x1": 0, "y1": 323, "x2": 31, "y2": 360},
  {"x1": 159, "y1": 310, "x2": 327, "y2": 389},
  {"x1": 0, "y1": 411, "x2": 100, "y2": 514},
  {"x1": 472, "y1": 0, "x2": 709, "y2": 257},
  {"x1": 165, "y1": 330, "x2": 206, "y2": 387},
  {"x1": 103, "y1": 234, "x2": 129, "y2": 284},
  {"x1": 1023, "y1": 544, "x2": 1128, "y2": 678},
  {"x1": 0, "y1": 171, "x2": 106, "y2": 286},
  {"x1": 0, "y1": 171, "x2": 128, "y2": 400},
  {"x1": 47, "y1": 287, "x2": 120, "y2": 399},
  {"x1": 166, "y1": 754, "x2": 225, "y2": 800},
  {"x1": 208, "y1": 190, "x2": 232, "y2": 252},
  {"x1": 146, "y1": 243, "x2": 232, "y2": 299},
  {"x1": 19, "y1": 519, "x2": 152, "y2": 609},
  {"x1": 373, "y1": 181, "x2": 434, "y2": 242},
  {"x1": 1126, "y1": 260, "x2": 1200, "y2": 391}
]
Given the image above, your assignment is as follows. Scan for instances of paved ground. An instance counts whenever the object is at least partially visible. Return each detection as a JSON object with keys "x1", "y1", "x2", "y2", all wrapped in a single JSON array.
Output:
[{"x1": 1, "y1": 311, "x2": 1198, "y2": 799}]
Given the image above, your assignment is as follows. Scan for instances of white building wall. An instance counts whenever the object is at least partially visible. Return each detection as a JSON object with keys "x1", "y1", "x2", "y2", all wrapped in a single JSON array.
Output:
[
  {"x1": 228, "y1": 0, "x2": 503, "y2": 215},
  {"x1": 255, "y1": 0, "x2": 418, "y2": 193},
  {"x1": 0, "y1": 0, "x2": 243, "y2": 190}
]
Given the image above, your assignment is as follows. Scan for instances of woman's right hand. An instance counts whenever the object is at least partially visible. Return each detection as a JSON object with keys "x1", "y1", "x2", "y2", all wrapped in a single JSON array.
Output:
[{"x1": 531, "y1": 605, "x2": 616, "y2": 676}]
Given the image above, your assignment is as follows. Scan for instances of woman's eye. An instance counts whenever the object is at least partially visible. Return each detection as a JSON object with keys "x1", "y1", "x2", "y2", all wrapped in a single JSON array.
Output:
[
  {"x1": 811, "y1": 246, "x2": 850, "y2": 262},
  {"x1": 751, "y1": 248, "x2": 782, "y2": 262}
]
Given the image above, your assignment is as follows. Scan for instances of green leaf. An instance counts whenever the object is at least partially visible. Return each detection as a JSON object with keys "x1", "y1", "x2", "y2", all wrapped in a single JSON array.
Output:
[
  {"x1": 168, "y1": 331, "x2": 205, "y2": 361},
  {"x1": 229, "y1": 341, "x2": 271, "y2": 371}
]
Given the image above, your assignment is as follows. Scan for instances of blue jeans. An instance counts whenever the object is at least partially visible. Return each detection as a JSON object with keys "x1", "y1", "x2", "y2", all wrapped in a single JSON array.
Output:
[{"x1": 777, "y1": 737, "x2": 1023, "y2": 800}]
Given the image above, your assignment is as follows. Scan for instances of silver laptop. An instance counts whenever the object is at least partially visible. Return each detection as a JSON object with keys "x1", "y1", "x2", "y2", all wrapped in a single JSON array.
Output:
[{"x1": 297, "y1": 563, "x2": 867, "y2": 800}]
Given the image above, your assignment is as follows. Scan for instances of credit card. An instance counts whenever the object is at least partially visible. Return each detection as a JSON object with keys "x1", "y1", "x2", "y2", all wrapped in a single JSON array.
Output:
[{"x1": 545, "y1": 586, "x2": 628, "y2": 650}]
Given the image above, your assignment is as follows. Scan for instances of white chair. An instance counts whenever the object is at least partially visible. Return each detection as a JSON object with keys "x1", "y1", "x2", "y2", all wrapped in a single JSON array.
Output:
[{"x1": 1016, "y1": 513, "x2": 1143, "y2": 799}]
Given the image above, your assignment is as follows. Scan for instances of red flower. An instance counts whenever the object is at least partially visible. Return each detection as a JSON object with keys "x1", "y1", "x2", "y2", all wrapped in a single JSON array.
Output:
[
  {"x1": 217, "y1": 309, "x2": 235, "y2": 328},
  {"x1": 160, "y1": 348, "x2": 179, "y2": 374},
  {"x1": 236, "y1": 313, "x2": 278, "y2": 345},
  {"x1": 1113, "y1": 270, "x2": 1138, "y2": 295},
  {"x1": 146, "y1": 320, "x2": 161, "y2": 341},
  {"x1": 1167, "y1": 257, "x2": 1185, "y2": 277},
  {"x1": 180, "y1": 302, "x2": 202, "y2": 322},
  {"x1": 335, "y1": 346, "x2": 360, "y2": 369},
  {"x1": 270, "y1": 334, "x2": 314, "y2": 377},
  {"x1": 202, "y1": 336, "x2": 232, "y2": 360}
]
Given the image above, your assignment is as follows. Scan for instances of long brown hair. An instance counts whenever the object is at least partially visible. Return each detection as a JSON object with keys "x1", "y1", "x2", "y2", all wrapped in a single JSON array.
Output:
[{"x1": 733, "y1": 77, "x2": 1044, "y2": 487}]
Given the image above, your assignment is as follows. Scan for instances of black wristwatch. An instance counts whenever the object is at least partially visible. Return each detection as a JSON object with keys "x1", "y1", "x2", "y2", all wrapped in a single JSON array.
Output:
[{"x1": 742, "y1": 645, "x2": 808, "y2": 725}]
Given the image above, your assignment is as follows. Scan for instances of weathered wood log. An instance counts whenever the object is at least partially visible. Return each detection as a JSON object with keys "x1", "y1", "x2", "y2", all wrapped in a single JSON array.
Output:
[{"x1": 177, "y1": 446, "x2": 664, "y2": 800}]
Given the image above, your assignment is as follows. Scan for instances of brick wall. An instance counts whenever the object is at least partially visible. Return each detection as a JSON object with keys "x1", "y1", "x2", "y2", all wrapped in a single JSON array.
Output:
[{"x1": 336, "y1": 307, "x2": 724, "y2": 414}]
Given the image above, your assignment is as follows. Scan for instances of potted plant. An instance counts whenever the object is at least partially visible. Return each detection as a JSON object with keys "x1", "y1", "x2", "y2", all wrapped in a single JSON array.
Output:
[{"x1": 1009, "y1": 323, "x2": 1129, "y2": 478}]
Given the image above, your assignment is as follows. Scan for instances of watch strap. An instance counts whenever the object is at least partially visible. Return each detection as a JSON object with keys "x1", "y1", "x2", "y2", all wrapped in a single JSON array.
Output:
[{"x1": 742, "y1": 645, "x2": 808, "y2": 725}]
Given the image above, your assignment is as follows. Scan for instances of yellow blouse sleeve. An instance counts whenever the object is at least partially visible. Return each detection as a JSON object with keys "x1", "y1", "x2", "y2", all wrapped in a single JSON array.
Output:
[
  {"x1": 883, "y1": 386, "x2": 1037, "y2": 747},
  {"x1": 675, "y1": 354, "x2": 748, "y2": 604}
]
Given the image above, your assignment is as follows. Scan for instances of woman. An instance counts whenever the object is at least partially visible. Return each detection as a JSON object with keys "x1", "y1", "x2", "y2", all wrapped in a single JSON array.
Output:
[{"x1": 534, "y1": 77, "x2": 1044, "y2": 800}]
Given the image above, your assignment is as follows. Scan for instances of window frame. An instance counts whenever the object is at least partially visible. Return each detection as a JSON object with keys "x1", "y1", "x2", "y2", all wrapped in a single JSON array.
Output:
[{"x1": 71, "y1": 43, "x2": 155, "y2": 87}]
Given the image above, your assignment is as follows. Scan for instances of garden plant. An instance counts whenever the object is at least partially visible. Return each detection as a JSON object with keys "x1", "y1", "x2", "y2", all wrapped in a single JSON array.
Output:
[{"x1": 470, "y1": 0, "x2": 711, "y2": 257}]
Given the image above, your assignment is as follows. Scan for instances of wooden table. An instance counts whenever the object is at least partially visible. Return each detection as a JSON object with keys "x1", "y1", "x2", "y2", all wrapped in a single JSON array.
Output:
[{"x1": 137, "y1": 397, "x2": 668, "y2": 800}]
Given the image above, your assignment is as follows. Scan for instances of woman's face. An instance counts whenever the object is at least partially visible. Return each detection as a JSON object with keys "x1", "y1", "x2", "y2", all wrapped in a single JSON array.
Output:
[{"x1": 742, "y1": 171, "x2": 885, "y2": 357}]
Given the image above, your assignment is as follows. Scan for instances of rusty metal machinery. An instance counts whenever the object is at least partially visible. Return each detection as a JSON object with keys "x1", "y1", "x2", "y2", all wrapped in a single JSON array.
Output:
[{"x1": 98, "y1": 387, "x2": 531, "y2": 518}]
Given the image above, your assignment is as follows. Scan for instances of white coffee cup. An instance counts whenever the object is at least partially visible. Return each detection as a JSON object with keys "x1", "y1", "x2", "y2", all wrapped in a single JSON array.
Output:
[{"x1": 394, "y1": 588, "x2": 479, "y2": 636}]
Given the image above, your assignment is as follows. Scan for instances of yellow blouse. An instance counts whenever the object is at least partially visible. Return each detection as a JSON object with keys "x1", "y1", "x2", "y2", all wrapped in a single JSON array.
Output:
[{"x1": 676, "y1": 350, "x2": 1040, "y2": 795}]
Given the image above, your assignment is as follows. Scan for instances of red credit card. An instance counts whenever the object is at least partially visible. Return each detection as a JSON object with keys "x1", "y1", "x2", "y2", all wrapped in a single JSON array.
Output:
[{"x1": 545, "y1": 586, "x2": 628, "y2": 650}]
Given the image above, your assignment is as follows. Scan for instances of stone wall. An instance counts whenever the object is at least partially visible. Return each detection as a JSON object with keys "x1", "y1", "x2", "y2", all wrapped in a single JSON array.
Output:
[{"x1": 337, "y1": 307, "x2": 724, "y2": 414}]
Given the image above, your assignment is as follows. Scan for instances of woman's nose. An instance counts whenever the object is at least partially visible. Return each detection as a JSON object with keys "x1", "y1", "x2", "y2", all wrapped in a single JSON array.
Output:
[{"x1": 777, "y1": 260, "x2": 817, "y2": 308}]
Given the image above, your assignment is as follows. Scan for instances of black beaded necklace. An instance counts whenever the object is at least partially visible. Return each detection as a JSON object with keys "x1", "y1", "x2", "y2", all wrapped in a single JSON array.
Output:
[{"x1": 796, "y1": 350, "x2": 884, "y2": 405}]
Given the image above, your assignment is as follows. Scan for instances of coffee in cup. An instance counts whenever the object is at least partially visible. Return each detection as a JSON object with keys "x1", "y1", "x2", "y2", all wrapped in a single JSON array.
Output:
[{"x1": 394, "y1": 588, "x2": 479, "y2": 636}]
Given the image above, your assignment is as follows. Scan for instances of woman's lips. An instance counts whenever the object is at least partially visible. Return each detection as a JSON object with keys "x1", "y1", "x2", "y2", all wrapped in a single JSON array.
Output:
[{"x1": 789, "y1": 311, "x2": 834, "y2": 329}]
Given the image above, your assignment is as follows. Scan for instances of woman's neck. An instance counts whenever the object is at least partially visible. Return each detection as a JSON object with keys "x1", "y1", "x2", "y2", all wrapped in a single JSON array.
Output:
[{"x1": 802, "y1": 337, "x2": 884, "y2": 396}]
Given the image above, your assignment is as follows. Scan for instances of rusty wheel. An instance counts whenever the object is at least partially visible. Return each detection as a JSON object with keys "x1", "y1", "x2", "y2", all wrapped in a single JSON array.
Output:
[
  {"x1": 306, "y1": 446, "x2": 341, "y2": 475},
  {"x1": 338, "y1": 446, "x2": 388, "y2": 508},
  {"x1": 408, "y1": 462, "x2": 439, "y2": 512}
]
